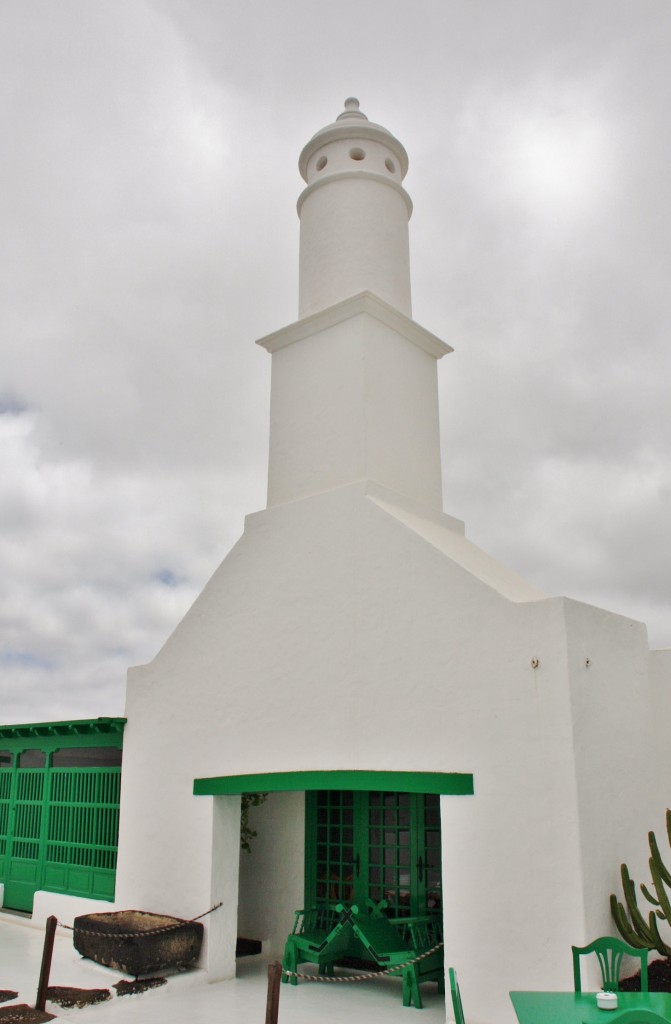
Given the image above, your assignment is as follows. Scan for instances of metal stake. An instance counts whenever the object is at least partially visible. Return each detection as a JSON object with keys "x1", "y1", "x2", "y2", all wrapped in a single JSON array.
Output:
[
  {"x1": 35, "y1": 914, "x2": 58, "y2": 1011},
  {"x1": 265, "y1": 960, "x2": 282, "y2": 1024}
]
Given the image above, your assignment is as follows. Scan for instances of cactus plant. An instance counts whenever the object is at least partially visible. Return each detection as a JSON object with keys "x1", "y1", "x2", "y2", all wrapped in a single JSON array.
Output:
[{"x1": 611, "y1": 809, "x2": 671, "y2": 955}]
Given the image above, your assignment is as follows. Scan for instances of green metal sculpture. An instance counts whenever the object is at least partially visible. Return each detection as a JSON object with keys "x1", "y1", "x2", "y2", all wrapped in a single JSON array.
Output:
[{"x1": 611, "y1": 808, "x2": 671, "y2": 955}]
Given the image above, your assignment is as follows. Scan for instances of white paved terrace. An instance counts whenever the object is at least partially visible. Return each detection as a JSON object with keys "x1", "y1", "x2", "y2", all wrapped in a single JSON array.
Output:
[{"x1": 0, "y1": 913, "x2": 447, "y2": 1023}]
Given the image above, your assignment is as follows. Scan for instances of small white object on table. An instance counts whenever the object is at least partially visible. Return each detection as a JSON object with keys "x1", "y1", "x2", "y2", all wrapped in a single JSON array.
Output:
[{"x1": 596, "y1": 991, "x2": 618, "y2": 1011}]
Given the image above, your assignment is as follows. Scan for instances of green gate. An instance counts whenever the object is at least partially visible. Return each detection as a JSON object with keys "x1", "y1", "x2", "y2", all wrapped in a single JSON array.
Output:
[{"x1": 0, "y1": 718, "x2": 125, "y2": 913}]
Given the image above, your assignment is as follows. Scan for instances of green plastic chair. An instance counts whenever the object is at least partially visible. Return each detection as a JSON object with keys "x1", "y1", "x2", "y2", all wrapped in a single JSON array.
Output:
[
  {"x1": 572, "y1": 936, "x2": 648, "y2": 992},
  {"x1": 340, "y1": 903, "x2": 444, "y2": 1008},
  {"x1": 282, "y1": 906, "x2": 355, "y2": 985},
  {"x1": 448, "y1": 967, "x2": 465, "y2": 1024}
]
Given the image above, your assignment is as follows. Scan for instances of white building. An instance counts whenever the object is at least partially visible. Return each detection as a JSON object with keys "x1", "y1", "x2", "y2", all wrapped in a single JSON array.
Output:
[{"x1": 109, "y1": 100, "x2": 671, "y2": 1021}]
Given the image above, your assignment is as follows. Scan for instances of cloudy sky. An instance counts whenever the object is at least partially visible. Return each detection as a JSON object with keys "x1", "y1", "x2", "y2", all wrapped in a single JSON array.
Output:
[{"x1": 1, "y1": 1, "x2": 670, "y2": 724}]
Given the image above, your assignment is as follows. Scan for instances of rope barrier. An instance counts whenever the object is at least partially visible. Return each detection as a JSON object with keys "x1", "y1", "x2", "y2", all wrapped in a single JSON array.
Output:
[
  {"x1": 282, "y1": 940, "x2": 444, "y2": 982},
  {"x1": 57, "y1": 901, "x2": 223, "y2": 938}
]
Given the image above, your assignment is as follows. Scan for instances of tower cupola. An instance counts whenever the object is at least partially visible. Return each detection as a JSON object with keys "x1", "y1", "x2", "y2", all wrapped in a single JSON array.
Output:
[{"x1": 297, "y1": 98, "x2": 413, "y2": 318}]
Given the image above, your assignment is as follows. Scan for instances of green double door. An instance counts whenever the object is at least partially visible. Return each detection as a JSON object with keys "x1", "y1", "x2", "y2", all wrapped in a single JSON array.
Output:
[
  {"x1": 305, "y1": 790, "x2": 442, "y2": 918},
  {"x1": 0, "y1": 759, "x2": 121, "y2": 912}
]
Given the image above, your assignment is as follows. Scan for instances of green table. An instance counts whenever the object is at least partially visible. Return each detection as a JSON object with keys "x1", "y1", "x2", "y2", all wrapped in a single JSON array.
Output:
[{"x1": 510, "y1": 991, "x2": 671, "y2": 1024}]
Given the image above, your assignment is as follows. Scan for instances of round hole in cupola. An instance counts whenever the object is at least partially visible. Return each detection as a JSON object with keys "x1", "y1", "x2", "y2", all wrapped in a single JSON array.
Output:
[
  {"x1": 349, "y1": 147, "x2": 365, "y2": 161},
  {"x1": 316, "y1": 155, "x2": 327, "y2": 171},
  {"x1": 385, "y1": 157, "x2": 396, "y2": 173}
]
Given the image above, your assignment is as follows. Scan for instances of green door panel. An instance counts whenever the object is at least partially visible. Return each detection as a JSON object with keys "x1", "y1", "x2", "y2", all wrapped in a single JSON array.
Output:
[{"x1": 0, "y1": 761, "x2": 120, "y2": 912}]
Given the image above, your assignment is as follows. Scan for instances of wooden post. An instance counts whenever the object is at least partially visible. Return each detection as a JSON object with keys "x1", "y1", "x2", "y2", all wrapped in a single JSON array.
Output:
[
  {"x1": 265, "y1": 960, "x2": 282, "y2": 1024},
  {"x1": 35, "y1": 915, "x2": 58, "y2": 1012}
]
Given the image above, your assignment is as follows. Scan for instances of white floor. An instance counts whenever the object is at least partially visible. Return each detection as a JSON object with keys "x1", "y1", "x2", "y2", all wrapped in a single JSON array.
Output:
[{"x1": 0, "y1": 913, "x2": 448, "y2": 1023}]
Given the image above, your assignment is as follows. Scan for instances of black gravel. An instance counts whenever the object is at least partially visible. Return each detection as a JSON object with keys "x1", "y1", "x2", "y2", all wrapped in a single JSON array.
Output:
[{"x1": 619, "y1": 958, "x2": 671, "y2": 992}]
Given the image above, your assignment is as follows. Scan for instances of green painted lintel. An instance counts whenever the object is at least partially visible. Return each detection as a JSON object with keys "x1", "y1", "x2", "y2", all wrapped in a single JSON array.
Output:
[{"x1": 193, "y1": 769, "x2": 474, "y2": 797}]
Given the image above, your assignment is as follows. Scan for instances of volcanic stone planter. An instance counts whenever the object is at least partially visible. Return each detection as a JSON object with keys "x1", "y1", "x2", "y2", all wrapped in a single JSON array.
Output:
[{"x1": 73, "y1": 911, "x2": 203, "y2": 976}]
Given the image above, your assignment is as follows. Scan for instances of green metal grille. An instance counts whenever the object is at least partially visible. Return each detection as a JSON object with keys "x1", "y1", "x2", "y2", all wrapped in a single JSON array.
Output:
[
  {"x1": 0, "y1": 769, "x2": 13, "y2": 862},
  {"x1": 47, "y1": 769, "x2": 120, "y2": 872},
  {"x1": 12, "y1": 770, "x2": 45, "y2": 861}
]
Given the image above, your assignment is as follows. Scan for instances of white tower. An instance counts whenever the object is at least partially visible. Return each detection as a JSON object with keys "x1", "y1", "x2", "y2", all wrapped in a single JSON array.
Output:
[{"x1": 259, "y1": 98, "x2": 451, "y2": 511}]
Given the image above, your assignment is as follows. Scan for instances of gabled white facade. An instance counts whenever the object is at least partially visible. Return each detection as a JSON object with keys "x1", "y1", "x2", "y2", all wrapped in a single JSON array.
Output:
[{"x1": 111, "y1": 100, "x2": 670, "y2": 1023}]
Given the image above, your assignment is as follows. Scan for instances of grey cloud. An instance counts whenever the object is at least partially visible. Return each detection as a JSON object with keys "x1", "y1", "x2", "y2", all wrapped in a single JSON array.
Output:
[{"x1": 1, "y1": 0, "x2": 670, "y2": 721}]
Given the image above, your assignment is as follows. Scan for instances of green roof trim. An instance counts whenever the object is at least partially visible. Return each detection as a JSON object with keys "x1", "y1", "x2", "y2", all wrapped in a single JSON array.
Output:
[
  {"x1": 193, "y1": 770, "x2": 474, "y2": 797},
  {"x1": 0, "y1": 718, "x2": 127, "y2": 741}
]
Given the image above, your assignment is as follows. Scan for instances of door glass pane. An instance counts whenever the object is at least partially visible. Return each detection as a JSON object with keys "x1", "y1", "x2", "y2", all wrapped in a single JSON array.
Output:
[
  {"x1": 368, "y1": 792, "x2": 412, "y2": 917},
  {"x1": 18, "y1": 750, "x2": 46, "y2": 768},
  {"x1": 314, "y1": 791, "x2": 355, "y2": 904},
  {"x1": 52, "y1": 747, "x2": 122, "y2": 768}
]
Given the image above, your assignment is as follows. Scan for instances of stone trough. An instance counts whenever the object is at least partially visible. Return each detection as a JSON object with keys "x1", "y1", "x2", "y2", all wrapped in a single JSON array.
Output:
[{"x1": 73, "y1": 910, "x2": 203, "y2": 977}]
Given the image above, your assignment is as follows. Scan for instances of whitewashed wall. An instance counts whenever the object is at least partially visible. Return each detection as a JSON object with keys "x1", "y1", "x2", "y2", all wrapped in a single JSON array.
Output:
[
  {"x1": 237, "y1": 791, "x2": 304, "y2": 957},
  {"x1": 110, "y1": 478, "x2": 669, "y2": 1021}
]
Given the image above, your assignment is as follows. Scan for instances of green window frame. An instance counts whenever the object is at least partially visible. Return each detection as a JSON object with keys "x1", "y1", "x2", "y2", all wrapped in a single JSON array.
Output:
[{"x1": 305, "y1": 789, "x2": 442, "y2": 918}]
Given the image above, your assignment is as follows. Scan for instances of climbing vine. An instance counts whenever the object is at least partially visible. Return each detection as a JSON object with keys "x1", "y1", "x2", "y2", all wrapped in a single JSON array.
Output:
[{"x1": 240, "y1": 792, "x2": 268, "y2": 853}]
